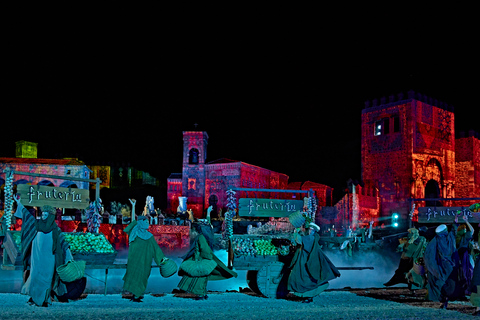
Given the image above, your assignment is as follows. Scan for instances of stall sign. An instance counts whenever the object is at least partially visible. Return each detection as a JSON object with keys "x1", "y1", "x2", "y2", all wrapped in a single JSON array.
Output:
[
  {"x1": 417, "y1": 207, "x2": 479, "y2": 223},
  {"x1": 17, "y1": 184, "x2": 90, "y2": 209},
  {"x1": 238, "y1": 198, "x2": 304, "y2": 217}
]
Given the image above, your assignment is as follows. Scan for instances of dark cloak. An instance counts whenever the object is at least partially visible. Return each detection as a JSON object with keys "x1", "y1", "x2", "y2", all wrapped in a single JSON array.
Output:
[
  {"x1": 288, "y1": 232, "x2": 340, "y2": 296},
  {"x1": 424, "y1": 228, "x2": 465, "y2": 301},
  {"x1": 179, "y1": 233, "x2": 237, "y2": 281},
  {"x1": 469, "y1": 234, "x2": 480, "y2": 307}
]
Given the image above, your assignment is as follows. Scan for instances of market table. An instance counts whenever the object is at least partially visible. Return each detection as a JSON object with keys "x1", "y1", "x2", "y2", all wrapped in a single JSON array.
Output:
[{"x1": 0, "y1": 260, "x2": 161, "y2": 296}]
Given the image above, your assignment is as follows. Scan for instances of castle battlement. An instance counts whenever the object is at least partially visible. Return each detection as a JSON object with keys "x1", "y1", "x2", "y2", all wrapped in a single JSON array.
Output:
[{"x1": 363, "y1": 90, "x2": 454, "y2": 113}]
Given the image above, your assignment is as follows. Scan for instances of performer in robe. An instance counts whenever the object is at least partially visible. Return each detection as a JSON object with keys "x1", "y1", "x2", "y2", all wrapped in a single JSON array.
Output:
[
  {"x1": 455, "y1": 217, "x2": 474, "y2": 294},
  {"x1": 122, "y1": 216, "x2": 168, "y2": 302},
  {"x1": 469, "y1": 232, "x2": 480, "y2": 316},
  {"x1": 14, "y1": 198, "x2": 73, "y2": 307},
  {"x1": 177, "y1": 220, "x2": 237, "y2": 300},
  {"x1": 424, "y1": 222, "x2": 465, "y2": 308},
  {"x1": 287, "y1": 222, "x2": 341, "y2": 303},
  {"x1": 384, "y1": 228, "x2": 427, "y2": 288}
]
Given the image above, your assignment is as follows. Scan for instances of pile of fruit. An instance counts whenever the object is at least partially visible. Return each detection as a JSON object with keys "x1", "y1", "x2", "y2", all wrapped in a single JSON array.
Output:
[
  {"x1": 64, "y1": 233, "x2": 115, "y2": 254},
  {"x1": 233, "y1": 237, "x2": 256, "y2": 256},
  {"x1": 11, "y1": 231, "x2": 22, "y2": 252},
  {"x1": 469, "y1": 203, "x2": 480, "y2": 213},
  {"x1": 253, "y1": 239, "x2": 278, "y2": 256},
  {"x1": 233, "y1": 237, "x2": 285, "y2": 256}
]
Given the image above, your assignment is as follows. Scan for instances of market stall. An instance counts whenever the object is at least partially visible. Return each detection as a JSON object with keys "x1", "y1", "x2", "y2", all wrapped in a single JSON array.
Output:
[{"x1": 223, "y1": 188, "x2": 374, "y2": 298}]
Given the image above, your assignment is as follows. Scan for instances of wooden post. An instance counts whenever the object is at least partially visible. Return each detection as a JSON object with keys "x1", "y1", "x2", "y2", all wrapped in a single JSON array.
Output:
[
  {"x1": 104, "y1": 268, "x2": 109, "y2": 295},
  {"x1": 129, "y1": 199, "x2": 136, "y2": 222},
  {"x1": 96, "y1": 178, "x2": 101, "y2": 202},
  {"x1": 228, "y1": 238, "x2": 233, "y2": 269}
]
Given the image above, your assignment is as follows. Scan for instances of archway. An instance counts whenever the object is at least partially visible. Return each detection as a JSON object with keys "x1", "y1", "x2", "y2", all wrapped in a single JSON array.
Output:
[
  {"x1": 38, "y1": 180, "x2": 54, "y2": 186},
  {"x1": 59, "y1": 181, "x2": 78, "y2": 188},
  {"x1": 208, "y1": 194, "x2": 219, "y2": 219},
  {"x1": 425, "y1": 179, "x2": 441, "y2": 206},
  {"x1": 189, "y1": 149, "x2": 199, "y2": 164}
]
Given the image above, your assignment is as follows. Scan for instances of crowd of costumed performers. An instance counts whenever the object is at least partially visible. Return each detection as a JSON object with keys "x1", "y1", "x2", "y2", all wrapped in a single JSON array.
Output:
[
  {"x1": 383, "y1": 203, "x2": 480, "y2": 315},
  {"x1": 8, "y1": 194, "x2": 480, "y2": 315}
]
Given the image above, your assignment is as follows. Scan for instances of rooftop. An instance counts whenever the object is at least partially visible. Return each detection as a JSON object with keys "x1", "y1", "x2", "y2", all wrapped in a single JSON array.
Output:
[{"x1": 0, "y1": 157, "x2": 86, "y2": 166}]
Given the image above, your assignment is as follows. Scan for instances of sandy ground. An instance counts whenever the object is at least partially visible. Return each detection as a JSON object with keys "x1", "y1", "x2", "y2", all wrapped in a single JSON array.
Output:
[
  {"x1": 0, "y1": 290, "x2": 477, "y2": 320},
  {"x1": 1, "y1": 247, "x2": 478, "y2": 319}
]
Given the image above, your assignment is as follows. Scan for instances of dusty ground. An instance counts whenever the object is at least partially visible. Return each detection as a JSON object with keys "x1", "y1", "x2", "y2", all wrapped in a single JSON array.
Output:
[
  {"x1": 348, "y1": 287, "x2": 477, "y2": 316},
  {"x1": 1, "y1": 290, "x2": 477, "y2": 320}
]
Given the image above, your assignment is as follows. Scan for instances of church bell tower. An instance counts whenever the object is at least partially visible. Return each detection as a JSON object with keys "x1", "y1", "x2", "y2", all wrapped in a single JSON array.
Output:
[{"x1": 182, "y1": 131, "x2": 209, "y2": 217}]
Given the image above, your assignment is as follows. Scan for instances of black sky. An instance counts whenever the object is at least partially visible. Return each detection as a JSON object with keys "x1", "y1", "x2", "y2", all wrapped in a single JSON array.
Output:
[{"x1": 3, "y1": 7, "x2": 478, "y2": 201}]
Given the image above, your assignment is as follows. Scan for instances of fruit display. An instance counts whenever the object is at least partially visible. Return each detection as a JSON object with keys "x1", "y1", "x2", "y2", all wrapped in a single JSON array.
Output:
[
  {"x1": 11, "y1": 231, "x2": 22, "y2": 252},
  {"x1": 64, "y1": 232, "x2": 115, "y2": 254},
  {"x1": 254, "y1": 239, "x2": 278, "y2": 256},
  {"x1": 469, "y1": 203, "x2": 480, "y2": 213},
  {"x1": 233, "y1": 237, "x2": 256, "y2": 256},
  {"x1": 233, "y1": 237, "x2": 291, "y2": 257}
]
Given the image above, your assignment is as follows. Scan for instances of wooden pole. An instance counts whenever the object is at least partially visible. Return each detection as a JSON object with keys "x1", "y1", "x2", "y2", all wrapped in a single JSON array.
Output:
[
  {"x1": 129, "y1": 199, "x2": 136, "y2": 222},
  {"x1": 95, "y1": 178, "x2": 101, "y2": 202}
]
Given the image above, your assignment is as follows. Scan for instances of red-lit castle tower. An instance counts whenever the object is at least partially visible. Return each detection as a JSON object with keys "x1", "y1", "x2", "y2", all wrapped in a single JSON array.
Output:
[{"x1": 361, "y1": 91, "x2": 456, "y2": 227}]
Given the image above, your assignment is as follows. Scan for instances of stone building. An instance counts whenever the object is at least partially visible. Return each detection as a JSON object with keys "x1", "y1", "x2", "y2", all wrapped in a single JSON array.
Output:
[
  {"x1": 0, "y1": 141, "x2": 90, "y2": 190},
  {"x1": 353, "y1": 91, "x2": 479, "y2": 228},
  {"x1": 167, "y1": 131, "x2": 333, "y2": 218}
]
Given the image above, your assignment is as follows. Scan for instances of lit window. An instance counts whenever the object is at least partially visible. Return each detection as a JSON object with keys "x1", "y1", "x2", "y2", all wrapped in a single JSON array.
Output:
[{"x1": 374, "y1": 121, "x2": 382, "y2": 136}]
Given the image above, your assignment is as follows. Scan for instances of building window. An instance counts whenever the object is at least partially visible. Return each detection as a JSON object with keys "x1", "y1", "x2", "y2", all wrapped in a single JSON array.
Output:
[
  {"x1": 374, "y1": 120, "x2": 382, "y2": 136},
  {"x1": 393, "y1": 115, "x2": 400, "y2": 133},
  {"x1": 383, "y1": 118, "x2": 390, "y2": 134}
]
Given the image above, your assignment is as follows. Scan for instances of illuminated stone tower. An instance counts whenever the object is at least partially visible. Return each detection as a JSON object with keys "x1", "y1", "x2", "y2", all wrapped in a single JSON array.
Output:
[
  {"x1": 361, "y1": 91, "x2": 456, "y2": 225},
  {"x1": 181, "y1": 131, "x2": 209, "y2": 217}
]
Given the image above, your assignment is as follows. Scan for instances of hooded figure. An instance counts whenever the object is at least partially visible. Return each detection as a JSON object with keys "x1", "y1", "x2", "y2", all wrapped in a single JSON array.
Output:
[
  {"x1": 123, "y1": 216, "x2": 167, "y2": 302},
  {"x1": 424, "y1": 223, "x2": 465, "y2": 308},
  {"x1": 14, "y1": 198, "x2": 72, "y2": 307},
  {"x1": 287, "y1": 223, "x2": 341, "y2": 303},
  {"x1": 177, "y1": 221, "x2": 237, "y2": 300},
  {"x1": 469, "y1": 232, "x2": 480, "y2": 315},
  {"x1": 455, "y1": 220, "x2": 474, "y2": 294}
]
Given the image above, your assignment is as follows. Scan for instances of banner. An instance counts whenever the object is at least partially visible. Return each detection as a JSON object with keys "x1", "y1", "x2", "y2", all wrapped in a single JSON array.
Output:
[
  {"x1": 17, "y1": 184, "x2": 90, "y2": 209},
  {"x1": 417, "y1": 206, "x2": 479, "y2": 223},
  {"x1": 238, "y1": 198, "x2": 304, "y2": 217}
]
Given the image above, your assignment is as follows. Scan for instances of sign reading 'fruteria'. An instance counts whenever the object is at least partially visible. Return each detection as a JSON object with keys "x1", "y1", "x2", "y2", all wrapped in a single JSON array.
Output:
[
  {"x1": 17, "y1": 184, "x2": 90, "y2": 209},
  {"x1": 238, "y1": 198, "x2": 304, "y2": 217},
  {"x1": 417, "y1": 207, "x2": 479, "y2": 223}
]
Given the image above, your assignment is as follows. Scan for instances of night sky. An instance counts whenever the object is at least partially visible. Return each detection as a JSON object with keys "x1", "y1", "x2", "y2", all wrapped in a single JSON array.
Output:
[{"x1": 3, "y1": 8, "x2": 477, "y2": 202}]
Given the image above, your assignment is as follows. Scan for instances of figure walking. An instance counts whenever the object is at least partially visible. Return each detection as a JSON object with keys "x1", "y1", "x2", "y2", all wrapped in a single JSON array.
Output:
[
  {"x1": 177, "y1": 221, "x2": 237, "y2": 300},
  {"x1": 287, "y1": 222, "x2": 341, "y2": 303},
  {"x1": 14, "y1": 198, "x2": 74, "y2": 307},
  {"x1": 123, "y1": 216, "x2": 171, "y2": 302},
  {"x1": 424, "y1": 222, "x2": 465, "y2": 308}
]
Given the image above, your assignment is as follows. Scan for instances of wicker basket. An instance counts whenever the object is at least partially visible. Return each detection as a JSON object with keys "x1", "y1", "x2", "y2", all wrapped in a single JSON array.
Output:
[
  {"x1": 180, "y1": 259, "x2": 217, "y2": 277},
  {"x1": 288, "y1": 211, "x2": 305, "y2": 228},
  {"x1": 159, "y1": 258, "x2": 178, "y2": 278},
  {"x1": 57, "y1": 260, "x2": 86, "y2": 282}
]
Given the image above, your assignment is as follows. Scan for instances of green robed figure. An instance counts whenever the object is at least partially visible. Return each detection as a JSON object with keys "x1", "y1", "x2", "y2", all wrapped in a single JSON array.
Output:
[
  {"x1": 123, "y1": 216, "x2": 167, "y2": 302},
  {"x1": 288, "y1": 222, "x2": 341, "y2": 303},
  {"x1": 177, "y1": 221, "x2": 237, "y2": 300}
]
